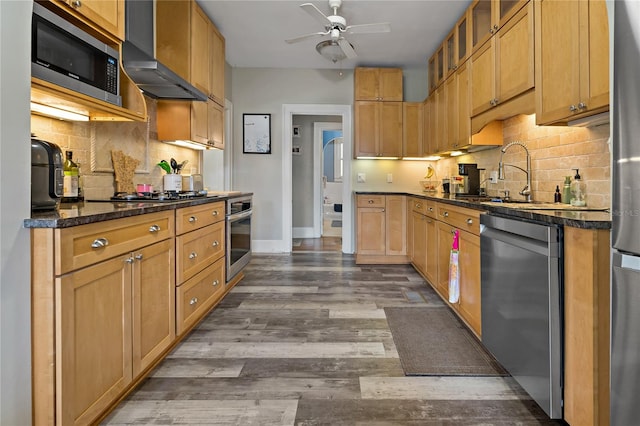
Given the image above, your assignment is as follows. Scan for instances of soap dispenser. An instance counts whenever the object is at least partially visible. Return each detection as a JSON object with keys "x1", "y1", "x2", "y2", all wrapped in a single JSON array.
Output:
[
  {"x1": 570, "y1": 168, "x2": 587, "y2": 206},
  {"x1": 562, "y1": 176, "x2": 572, "y2": 205}
]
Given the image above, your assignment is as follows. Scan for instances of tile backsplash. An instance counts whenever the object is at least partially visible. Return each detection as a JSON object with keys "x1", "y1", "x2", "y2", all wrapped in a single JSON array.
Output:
[
  {"x1": 436, "y1": 114, "x2": 611, "y2": 208},
  {"x1": 31, "y1": 97, "x2": 201, "y2": 200}
]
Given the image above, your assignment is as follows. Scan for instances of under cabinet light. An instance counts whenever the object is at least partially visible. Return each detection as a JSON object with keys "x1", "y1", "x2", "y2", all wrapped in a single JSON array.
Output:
[
  {"x1": 30, "y1": 102, "x2": 89, "y2": 121},
  {"x1": 164, "y1": 140, "x2": 208, "y2": 150},
  {"x1": 449, "y1": 151, "x2": 465, "y2": 157}
]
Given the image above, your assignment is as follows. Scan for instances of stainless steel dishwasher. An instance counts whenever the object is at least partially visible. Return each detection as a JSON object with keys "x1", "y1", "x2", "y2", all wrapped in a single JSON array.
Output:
[{"x1": 480, "y1": 214, "x2": 563, "y2": 419}]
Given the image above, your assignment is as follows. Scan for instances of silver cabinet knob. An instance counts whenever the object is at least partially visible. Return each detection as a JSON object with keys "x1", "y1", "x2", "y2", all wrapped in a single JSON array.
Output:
[
  {"x1": 368, "y1": 199, "x2": 374, "y2": 204},
  {"x1": 466, "y1": 218, "x2": 473, "y2": 225},
  {"x1": 578, "y1": 102, "x2": 587, "y2": 110},
  {"x1": 188, "y1": 216, "x2": 197, "y2": 223},
  {"x1": 415, "y1": 203, "x2": 422, "y2": 209},
  {"x1": 91, "y1": 238, "x2": 109, "y2": 249},
  {"x1": 135, "y1": 254, "x2": 143, "y2": 260},
  {"x1": 189, "y1": 297, "x2": 198, "y2": 305},
  {"x1": 189, "y1": 252, "x2": 198, "y2": 260},
  {"x1": 569, "y1": 105, "x2": 578, "y2": 112},
  {"x1": 212, "y1": 241, "x2": 219, "y2": 247},
  {"x1": 125, "y1": 257, "x2": 134, "y2": 264},
  {"x1": 212, "y1": 210, "x2": 219, "y2": 216},
  {"x1": 443, "y1": 211, "x2": 449, "y2": 217},
  {"x1": 149, "y1": 224, "x2": 160, "y2": 233},
  {"x1": 212, "y1": 280, "x2": 220, "y2": 287},
  {"x1": 428, "y1": 207, "x2": 434, "y2": 212},
  {"x1": 72, "y1": 0, "x2": 82, "y2": 7}
]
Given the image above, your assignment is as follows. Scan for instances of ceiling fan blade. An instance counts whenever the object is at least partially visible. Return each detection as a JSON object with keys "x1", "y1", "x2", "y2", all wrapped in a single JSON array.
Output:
[
  {"x1": 345, "y1": 22, "x2": 391, "y2": 34},
  {"x1": 300, "y1": 3, "x2": 331, "y2": 27},
  {"x1": 285, "y1": 31, "x2": 329, "y2": 44},
  {"x1": 338, "y1": 38, "x2": 357, "y2": 59}
]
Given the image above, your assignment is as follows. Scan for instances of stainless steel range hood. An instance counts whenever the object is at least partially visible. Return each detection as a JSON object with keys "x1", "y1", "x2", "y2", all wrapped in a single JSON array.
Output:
[{"x1": 123, "y1": 0, "x2": 207, "y2": 101}]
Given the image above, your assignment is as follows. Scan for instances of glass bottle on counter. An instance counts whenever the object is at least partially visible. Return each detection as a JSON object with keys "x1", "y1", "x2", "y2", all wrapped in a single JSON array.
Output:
[
  {"x1": 570, "y1": 168, "x2": 587, "y2": 207},
  {"x1": 62, "y1": 151, "x2": 81, "y2": 203}
]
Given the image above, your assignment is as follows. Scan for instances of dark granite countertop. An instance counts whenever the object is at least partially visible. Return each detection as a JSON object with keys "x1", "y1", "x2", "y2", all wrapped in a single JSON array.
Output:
[
  {"x1": 24, "y1": 192, "x2": 253, "y2": 229},
  {"x1": 355, "y1": 191, "x2": 611, "y2": 230}
]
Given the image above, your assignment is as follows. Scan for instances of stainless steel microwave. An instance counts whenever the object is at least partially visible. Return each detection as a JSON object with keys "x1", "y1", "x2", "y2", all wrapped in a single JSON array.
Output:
[{"x1": 31, "y1": 2, "x2": 122, "y2": 107}]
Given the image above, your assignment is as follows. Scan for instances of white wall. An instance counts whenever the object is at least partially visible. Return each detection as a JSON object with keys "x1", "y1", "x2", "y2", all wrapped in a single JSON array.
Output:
[{"x1": 0, "y1": 1, "x2": 33, "y2": 424}]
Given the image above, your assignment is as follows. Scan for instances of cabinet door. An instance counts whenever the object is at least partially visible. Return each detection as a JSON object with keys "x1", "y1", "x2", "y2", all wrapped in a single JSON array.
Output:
[
  {"x1": 425, "y1": 216, "x2": 438, "y2": 286},
  {"x1": 580, "y1": 0, "x2": 609, "y2": 115},
  {"x1": 132, "y1": 239, "x2": 176, "y2": 375},
  {"x1": 354, "y1": 101, "x2": 379, "y2": 157},
  {"x1": 357, "y1": 207, "x2": 386, "y2": 255},
  {"x1": 57, "y1": 255, "x2": 132, "y2": 426},
  {"x1": 457, "y1": 230, "x2": 481, "y2": 336},
  {"x1": 457, "y1": 10, "x2": 470, "y2": 64},
  {"x1": 379, "y1": 68, "x2": 403, "y2": 101},
  {"x1": 445, "y1": 28, "x2": 458, "y2": 78},
  {"x1": 471, "y1": 0, "x2": 493, "y2": 51},
  {"x1": 386, "y1": 195, "x2": 407, "y2": 256},
  {"x1": 434, "y1": 85, "x2": 446, "y2": 153},
  {"x1": 354, "y1": 68, "x2": 381, "y2": 100},
  {"x1": 436, "y1": 221, "x2": 454, "y2": 300},
  {"x1": 402, "y1": 103, "x2": 423, "y2": 157},
  {"x1": 156, "y1": 1, "x2": 191, "y2": 82},
  {"x1": 470, "y1": 38, "x2": 495, "y2": 116},
  {"x1": 191, "y1": 3, "x2": 210, "y2": 96},
  {"x1": 379, "y1": 102, "x2": 403, "y2": 157},
  {"x1": 191, "y1": 100, "x2": 209, "y2": 145},
  {"x1": 534, "y1": 0, "x2": 581, "y2": 124},
  {"x1": 208, "y1": 100, "x2": 225, "y2": 150},
  {"x1": 456, "y1": 60, "x2": 471, "y2": 148},
  {"x1": 495, "y1": 1, "x2": 534, "y2": 106},
  {"x1": 57, "y1": 0, "x2": 124, "y2": 41},
  {"x1": 445, "y1": 74, "x2": 458, "y2": 151},
  {"x1": 209, "y1": 25, "x2": 226, "y2": 105},
  {"x1": 411, "y1": 212, "x2": 427, "y2": 275},
  {"x1": 426, "y1": 96, "x2": 437, "y2": 154}
]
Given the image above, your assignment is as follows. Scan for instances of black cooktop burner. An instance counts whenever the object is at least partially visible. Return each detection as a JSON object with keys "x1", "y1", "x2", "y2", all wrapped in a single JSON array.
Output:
[{"x1": 110, "y1": 191, "x2": 207, "y2": 202}]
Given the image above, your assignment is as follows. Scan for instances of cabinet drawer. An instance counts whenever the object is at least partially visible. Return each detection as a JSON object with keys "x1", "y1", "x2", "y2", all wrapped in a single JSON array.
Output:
[
  {"x1": 176, "y1": 257, "x2": 225, "y2": 335},
  {"x1": 176, "y1": 221, "x2": 225, "y2": 283},
  {"x1": 410, "y1": 197, "x2": 427, "y2": 215},
  {"x1": 436, "y1": 203, "x2": 481, "y2": 235},
  {"x1": 357, "y1": 194, "x2": 385, "y2": 208},
  {"x1": 55, "y1": 211, "x2": 174, "y2": 275},
  {"x1": 176, "y1": 201, "x2": 225, "y2": 234}
]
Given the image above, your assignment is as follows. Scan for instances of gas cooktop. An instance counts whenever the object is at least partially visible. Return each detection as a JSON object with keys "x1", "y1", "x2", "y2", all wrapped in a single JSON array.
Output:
[{"x1": 89, "y1": 191, "x2": 209, "y2": 203}]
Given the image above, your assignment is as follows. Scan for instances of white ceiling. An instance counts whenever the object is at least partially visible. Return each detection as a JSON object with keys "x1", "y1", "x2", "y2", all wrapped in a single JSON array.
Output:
[{"x1": 197, "y1": 0, "x2": 473, "y2": 70}]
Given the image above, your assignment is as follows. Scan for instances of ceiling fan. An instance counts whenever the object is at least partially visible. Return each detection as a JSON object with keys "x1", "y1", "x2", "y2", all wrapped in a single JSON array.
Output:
[{"x1": 285, "y1": 0, "x2": 391, "y2": 62}]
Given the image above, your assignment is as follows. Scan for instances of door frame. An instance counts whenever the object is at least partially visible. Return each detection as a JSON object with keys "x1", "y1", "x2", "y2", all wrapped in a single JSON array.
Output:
[
  {"x1": 314, "y1": 122, "x2": 342, "y2": 238},
  {"x1": 282, "y1": 104, "x2": 353, "y2": 253}
]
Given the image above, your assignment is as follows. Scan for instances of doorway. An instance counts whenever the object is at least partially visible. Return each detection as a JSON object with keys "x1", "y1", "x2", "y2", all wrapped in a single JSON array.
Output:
[
  {"x1": 282, "y1": 104, "x2": 353, "y2": 254},
  {"x1": 318, "y1": 126, "x2": 343, "y2": 238}
]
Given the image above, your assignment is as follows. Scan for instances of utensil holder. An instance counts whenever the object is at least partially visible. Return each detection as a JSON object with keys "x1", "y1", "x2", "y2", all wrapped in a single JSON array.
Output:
[{"x1": 163, "y1": 174, "x2": 182, "y2": 192}]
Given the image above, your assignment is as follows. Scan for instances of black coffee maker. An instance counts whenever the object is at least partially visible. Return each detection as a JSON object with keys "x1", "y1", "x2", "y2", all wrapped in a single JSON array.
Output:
[{"x1": 456, "y1": 163, "x2": 480, "y2": 195}]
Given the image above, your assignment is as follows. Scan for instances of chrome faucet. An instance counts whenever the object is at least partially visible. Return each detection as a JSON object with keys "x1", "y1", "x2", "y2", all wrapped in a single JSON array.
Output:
[{"x1": 498, "y1": 141, "x2": 532, "y2": 202}]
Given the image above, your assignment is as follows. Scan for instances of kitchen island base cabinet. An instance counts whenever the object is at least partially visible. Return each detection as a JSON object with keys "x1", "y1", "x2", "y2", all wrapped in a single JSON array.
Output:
[{"x1": 356, "y1": 194, "x2": 408, "y2": 264}]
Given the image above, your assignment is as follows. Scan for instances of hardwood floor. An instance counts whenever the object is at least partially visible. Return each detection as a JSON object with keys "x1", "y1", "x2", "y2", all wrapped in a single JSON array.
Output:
[
  {"x1": 292, "y1": 237, "x2": 342, "y2": 252},
  {"x1": 103, "y1": 253, "x2": 562, "y2": 425}
]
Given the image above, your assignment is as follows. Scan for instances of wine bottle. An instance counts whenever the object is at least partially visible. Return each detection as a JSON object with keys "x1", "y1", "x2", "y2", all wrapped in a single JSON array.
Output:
[{"x1": 62, "y1": 151, "x2": 80, "y2": 203}]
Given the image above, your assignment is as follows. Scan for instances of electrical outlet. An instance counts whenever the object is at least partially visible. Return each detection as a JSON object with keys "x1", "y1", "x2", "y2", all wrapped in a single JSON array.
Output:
[
  {"x1": 489, "y1": 171, "x2": 498, "y2": 184},
  {"x1": 357, "y1": 173, "x2": 366, "y2": 183},
  {"x1": 387, "y1": 173, "x2": 393, "y2": 183}
]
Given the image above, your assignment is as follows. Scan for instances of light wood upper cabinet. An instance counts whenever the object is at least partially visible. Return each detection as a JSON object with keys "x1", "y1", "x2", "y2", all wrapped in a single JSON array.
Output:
[
  {"x1": 403, "y1": 102, "x2": 424, "y2": 157},
  {"x1": 470, "y1": 1, "x2": 533, "y2": 117},
  {"x1": 535, "y1": 0, "x2": 609, "y2": 125},
  {"x1": 445, "y1": 74, "x2": 458, "y2": 151},
  {"x1": 209, "y1": 25, "x2": 226, "y2": 106},
  {"x1": 157, "y1": 99, "x2": 224, "y2": 149},
  {"x1": 49, "y1": 0, "x2": 124, "y2": 41},
  {"x1": 355, "y1": 67, "x2": 403, "y2": 101},
  {"x1": 471, "y1": 0, "x2": 528, "y2": 52},
  {"x1": 191, "y1": 3, "x2": 211, "y2": 97},
  {"x1": 354, "y1": 101, "x2": 403, "y2": 158}
]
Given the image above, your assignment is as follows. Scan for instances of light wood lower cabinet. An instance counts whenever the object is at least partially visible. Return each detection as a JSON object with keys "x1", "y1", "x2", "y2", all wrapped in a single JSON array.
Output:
[{"x1": 356, "y1": 194, "x2": 407, "y2": 264}]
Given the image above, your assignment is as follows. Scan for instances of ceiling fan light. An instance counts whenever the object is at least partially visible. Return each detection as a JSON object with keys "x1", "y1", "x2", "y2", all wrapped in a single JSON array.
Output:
[{"x1": 316, "y1": 39, "x2": 351, "y2": 63}]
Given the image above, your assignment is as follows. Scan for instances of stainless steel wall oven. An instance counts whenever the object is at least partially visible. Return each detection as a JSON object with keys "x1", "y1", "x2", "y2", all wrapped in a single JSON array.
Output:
[{"x1": 226, "y1": 196, "x2": 252, "y2": 282}]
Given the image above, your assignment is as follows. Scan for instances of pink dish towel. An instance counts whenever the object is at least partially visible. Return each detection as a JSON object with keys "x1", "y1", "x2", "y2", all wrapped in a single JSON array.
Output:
[{"x1": 448, "y1": 229, "x2": 460, "y2": 304}]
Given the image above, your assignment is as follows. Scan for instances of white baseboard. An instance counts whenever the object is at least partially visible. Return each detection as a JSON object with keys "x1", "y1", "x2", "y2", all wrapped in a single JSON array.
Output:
[
  {"x1": 252, "y1": 239, "x2": 288, "y2": 253},
  {"x1": 292, "y1": 227, "x2": 314, "y2": 238}
]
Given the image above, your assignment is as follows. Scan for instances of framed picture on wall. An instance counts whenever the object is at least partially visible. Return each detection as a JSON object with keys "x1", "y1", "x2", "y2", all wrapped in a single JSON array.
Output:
[
  {"x1": 243, "y1": 114, "x2": 271, "y2": 154},
  {"x1": 292, "y1": 145, "x2": 301, "y2": 155},
  {"x1": 292, "y1": 125, "x2": 301, "y2": 138}
]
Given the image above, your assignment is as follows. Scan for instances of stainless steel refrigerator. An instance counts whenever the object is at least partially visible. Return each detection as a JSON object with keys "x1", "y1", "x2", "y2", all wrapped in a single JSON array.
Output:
[{"x1": 611, "y1": 2, "x2": 640, "y2": 425}]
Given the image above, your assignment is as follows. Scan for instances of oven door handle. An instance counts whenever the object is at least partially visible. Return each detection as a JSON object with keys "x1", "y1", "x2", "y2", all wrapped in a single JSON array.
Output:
[{"x1": 227, "y1": 209, "x2": 252, "y2": 221}]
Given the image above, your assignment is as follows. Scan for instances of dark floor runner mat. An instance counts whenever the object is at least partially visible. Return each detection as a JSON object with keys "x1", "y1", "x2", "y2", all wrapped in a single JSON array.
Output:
[{"x1": 384, "y1": 306, "x2": 508, "y2": 376}]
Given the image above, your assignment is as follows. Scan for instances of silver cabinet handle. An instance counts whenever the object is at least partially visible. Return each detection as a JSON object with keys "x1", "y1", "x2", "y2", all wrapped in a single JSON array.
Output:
[
  {"x1": 381, "y1": 209, "x2": 385, "y2": 212},
  {"x1": 493, "y1": 24, "x2": 498, "y2": 30},
  {"x1": 212, "y1": 210, "x2": 219, "y2": 216},
  {"x1": 149, "y1": 224, "x2": 160, "y2": 233},
  {"x1": 368, "y1": 199, "x2": 374, "y2": 204},
  {"x1": 578, "y1": 102, "x2": 587, "y2": 110},
  {"x1": 91, "y1": 238, "x2": 109, "y2": 249},
  {"x1": 212, "y1": 241, "x2": 220, "y2": 247},
  {"x1": 125, "y1": 257, "x2": 134, "y2": 264},
  {"x1": 467, "y1": 218, "x2": 473, "y2": 225},
  {"x1": 189, "y1": 297, "x2": 198, "y2": 305},
  {"x1": 135, "y1": 254, "x2": 143, "y2": 260},
  {"x1": 428, "y1": 207, "x2": 434, "y2": 212},
  {"x1": 443, "y1": 212, "x2": 449, "y2": 217},
  {"x1": 72, "y1": 0, "x2": 81, "y2": 7},
  {"x1": 450, "y1": 229, "x2": 456, "y2": 235},
  {"x1": 415, "y1": 203, "x2": 422, "y2": 209},
  {"x1": 188, "y1": 216, "x2": 197, "y2": 223},
  {"x1": 189, "y1": 252, "x2": 198, "y2": 260},
  {"x1": 569, "y1": 105, "x2": 578, "y2": 112},
  {"x1": 212, "y1": 280, "x2": 220, "y2": 287}
]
